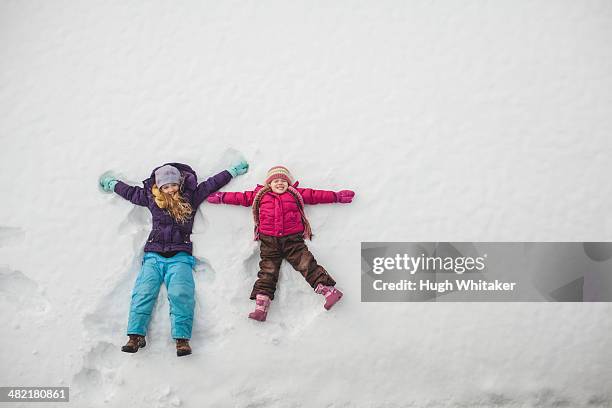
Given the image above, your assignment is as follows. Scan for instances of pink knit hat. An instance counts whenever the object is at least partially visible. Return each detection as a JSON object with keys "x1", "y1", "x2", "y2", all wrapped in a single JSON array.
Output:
[{"x1": 265, "y1": 165, "x2": 293, "y2": 185}]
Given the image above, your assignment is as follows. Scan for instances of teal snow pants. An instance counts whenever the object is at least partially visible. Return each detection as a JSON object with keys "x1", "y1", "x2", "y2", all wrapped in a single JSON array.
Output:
[{"x1": 127, "y1": 251, "x2": 196, "y2": 339}]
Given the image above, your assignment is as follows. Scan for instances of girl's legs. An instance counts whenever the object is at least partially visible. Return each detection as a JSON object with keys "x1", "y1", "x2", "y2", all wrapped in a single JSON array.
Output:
[
  {"x1": 250, "y1": 234, "x2": 283, "y2": 300},
  {"x1": 127, "y1": 254, "x2": 163, "y2": 336},
  {"x1": 283, "y1": 233, "x2": 342, "y2": 309},
  {"x1": 283, "y1": 234, "x2": 336, "y2": 289},
  {"x1": 163, "y1": 254, "x2": 196, "y2": 340}
]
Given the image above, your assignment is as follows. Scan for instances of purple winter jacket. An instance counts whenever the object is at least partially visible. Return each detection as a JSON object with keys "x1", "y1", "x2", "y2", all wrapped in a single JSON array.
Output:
[{"x1": 113, "y1": 162, "x2": 232, "y2": 254}]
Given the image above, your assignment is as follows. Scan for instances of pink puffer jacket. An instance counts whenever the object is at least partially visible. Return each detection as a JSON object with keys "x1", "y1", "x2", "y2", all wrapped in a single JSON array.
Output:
[{"x1": 219, "y1": 182, "x2": 337, "y2": 237}]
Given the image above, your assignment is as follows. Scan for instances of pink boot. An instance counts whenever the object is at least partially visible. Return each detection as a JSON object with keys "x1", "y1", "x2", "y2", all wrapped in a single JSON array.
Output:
[
  {"x1": 315, "y1": 284, "x2": 343, "y2": 310},
  {"x1": 248, "y1": 294, "x2": 271, "y2": 321}
]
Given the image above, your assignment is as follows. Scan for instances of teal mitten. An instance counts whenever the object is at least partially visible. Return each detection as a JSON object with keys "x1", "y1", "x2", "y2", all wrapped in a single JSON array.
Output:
[
  {"x1": 227, "y1": 160, "x2": 249, "y2": 177},
  {"x1": 99, "y1": 172, "x2": 118, "y2": 193}
]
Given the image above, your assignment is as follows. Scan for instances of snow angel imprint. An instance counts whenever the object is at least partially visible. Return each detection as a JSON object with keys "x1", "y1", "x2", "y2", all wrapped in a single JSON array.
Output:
[
  {"x1": 207, "y1": 165, "x2": 355, "y2": 321},
  {"x1": 99, "y1": 160, "x2": 248, "y2": 356}
]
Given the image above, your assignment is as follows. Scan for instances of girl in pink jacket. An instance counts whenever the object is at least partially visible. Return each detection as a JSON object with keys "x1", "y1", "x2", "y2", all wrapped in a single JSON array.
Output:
[{"x1": 207, "y1": 165, "x2": 355, "y2": 321}]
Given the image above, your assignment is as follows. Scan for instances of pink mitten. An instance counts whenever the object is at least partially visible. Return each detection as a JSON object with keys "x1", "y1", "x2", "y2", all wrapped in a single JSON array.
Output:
[
  {"x1": 207, "y1": 192, "x2": 224, "y2": 204},
  {"x1": 336, "y1": 190, "x2": 355, "y2": 203}
]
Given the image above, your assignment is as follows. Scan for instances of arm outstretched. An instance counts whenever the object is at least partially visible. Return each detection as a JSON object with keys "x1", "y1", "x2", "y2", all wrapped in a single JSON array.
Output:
[
  {"x1": 114, "y1": 181, "x2": 149, "y2": 207},
  {"x1": 194, "y1": 160, "x2": 249, "y2": 207},
  {"x1": 207, "y1": 188, "x2": 258, "y2": 207},
  {"x1": 297, "y1": 187, "x2": 355, "y2": 204},
  {"x1": 193, "y1": 170, "x2": 233, "y2": 207},
  {"x1": 99, "y1": 172, "x2": 149, "y2": 207}
]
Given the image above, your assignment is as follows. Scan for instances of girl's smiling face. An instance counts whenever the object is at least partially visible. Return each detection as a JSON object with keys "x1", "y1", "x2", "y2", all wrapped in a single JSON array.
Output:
[
  {"x1": 269, "y1": 178, "x2": 288, "y2": 194},
  {"x1": 161, "y1": 183, "x2": 179, "y2": 194}
]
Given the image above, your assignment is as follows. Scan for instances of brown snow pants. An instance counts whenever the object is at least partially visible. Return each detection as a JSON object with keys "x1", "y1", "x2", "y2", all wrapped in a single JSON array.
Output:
[{"x1": 250, "y1": 232, "x2": 336, "y2": 300}]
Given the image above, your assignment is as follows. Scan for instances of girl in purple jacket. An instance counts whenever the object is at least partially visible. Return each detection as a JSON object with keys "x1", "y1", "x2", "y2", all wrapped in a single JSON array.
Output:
[
  {"x1": 207, "y1": 165, "x2": 355, "y2": 322},
  {"x1": 99, "y1": 161, "x2": 248, "y2": 356}
]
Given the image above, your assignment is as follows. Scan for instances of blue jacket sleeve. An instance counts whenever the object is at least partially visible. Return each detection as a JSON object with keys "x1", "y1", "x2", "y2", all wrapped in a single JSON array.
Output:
[
  {"x1": 114, "y1": 181, "x2": 149, "y2": 207},
  {"x1": 193, "y1": 170, "x2": 233, "y2": 207}
]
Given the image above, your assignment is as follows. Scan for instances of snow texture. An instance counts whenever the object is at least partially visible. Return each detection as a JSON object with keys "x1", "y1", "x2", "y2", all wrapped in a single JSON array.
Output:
[{"x1": 1, "y1": 1, "x2": 612, "y2": 407}]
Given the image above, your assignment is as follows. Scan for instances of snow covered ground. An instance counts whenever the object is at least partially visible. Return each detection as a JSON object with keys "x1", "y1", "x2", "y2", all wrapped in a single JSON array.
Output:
[{"x1": 1, "y1": 1, "x2": 612, "y2": 407}]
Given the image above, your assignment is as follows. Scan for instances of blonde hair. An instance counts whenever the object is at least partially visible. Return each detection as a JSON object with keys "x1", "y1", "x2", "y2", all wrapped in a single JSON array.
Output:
[{"x1": 151, "y1": 184, "x2": 193, "y2": 224}]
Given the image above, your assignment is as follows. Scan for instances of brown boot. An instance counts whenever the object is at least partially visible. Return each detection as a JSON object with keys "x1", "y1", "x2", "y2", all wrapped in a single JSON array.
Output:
[
  {"x1": 176, "y1": 339, "x2": 192, "y2": 357},
  {"x1": 121, "y1": 334, "x2": 146, "y2": 353}
]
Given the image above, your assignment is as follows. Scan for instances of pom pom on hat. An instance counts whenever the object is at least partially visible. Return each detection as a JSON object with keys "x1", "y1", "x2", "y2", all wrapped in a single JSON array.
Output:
[{"x1": 265, "y1": 165, "x2": 293, "y2": 185}]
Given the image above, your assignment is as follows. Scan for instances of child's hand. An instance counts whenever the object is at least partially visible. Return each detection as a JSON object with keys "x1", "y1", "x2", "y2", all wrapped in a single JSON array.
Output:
[
  {"x1": 228, "y1": 160, "x2": 249, "y2": 177},
  {"x1": 336, "y1": 190, "x2": 355, "y2": 203},
  {"x1": 207, "y1": 192, "x2": 224, "y2": 204},
  {"x1": 99, "y1": 172, "x2": 118, "y2": 193}
]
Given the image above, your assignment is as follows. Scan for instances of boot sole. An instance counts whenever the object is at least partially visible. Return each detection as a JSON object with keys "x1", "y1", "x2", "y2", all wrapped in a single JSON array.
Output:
[{"x1": 177, "y1": 350, "x2": 192, "y2": 357}]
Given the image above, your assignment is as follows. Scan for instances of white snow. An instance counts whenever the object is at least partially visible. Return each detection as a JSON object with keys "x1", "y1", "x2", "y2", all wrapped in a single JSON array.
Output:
[{"x1": 1, "y1": 1, "x2": 612, "y2": 407}]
